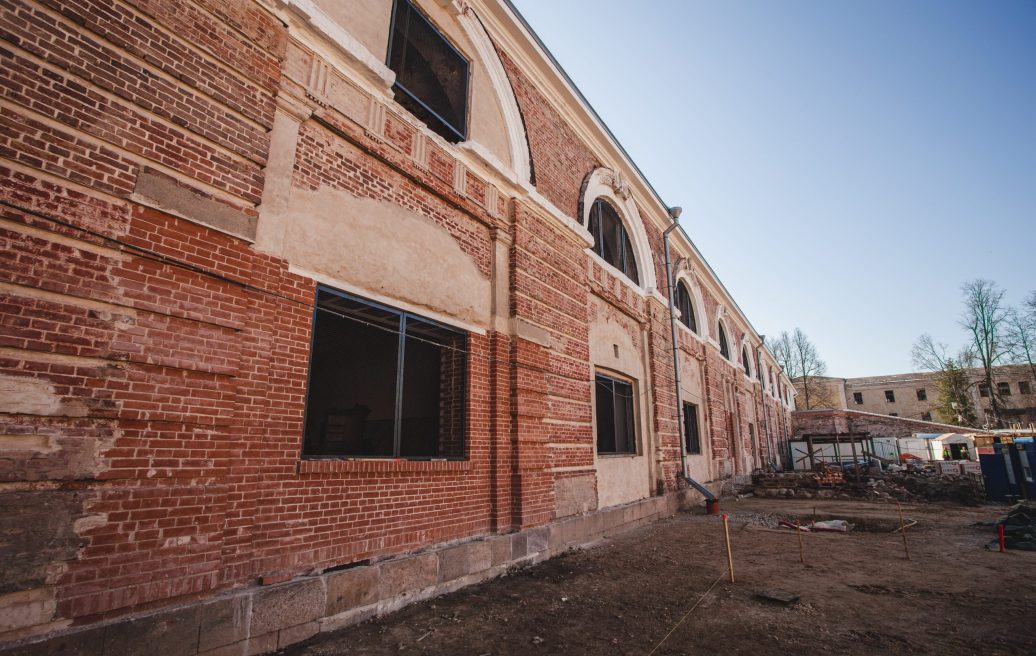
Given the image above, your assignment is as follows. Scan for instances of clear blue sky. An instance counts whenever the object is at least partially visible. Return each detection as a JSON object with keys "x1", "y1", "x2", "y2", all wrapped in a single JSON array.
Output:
[{"x1": 511, "y1": 0, "x2": 1036, "y2": 377}]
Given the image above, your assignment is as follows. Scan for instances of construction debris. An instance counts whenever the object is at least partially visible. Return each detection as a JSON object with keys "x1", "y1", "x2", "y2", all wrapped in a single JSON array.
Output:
[
  {"x1": 751, "y1": 463, "x2": 986, "y2": 505},
  {"x1": 989, "y1": 502, "x2": 1036, "y2": 551}
]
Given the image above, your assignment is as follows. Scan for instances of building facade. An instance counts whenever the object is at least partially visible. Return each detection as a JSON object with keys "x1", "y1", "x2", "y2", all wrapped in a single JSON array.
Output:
[
  {"x1": 800, "y1": 365, "x2": 1036, "y2": 426},
  {"x1": 0, "y1": 0, "x2": 793, "y2": 651}
]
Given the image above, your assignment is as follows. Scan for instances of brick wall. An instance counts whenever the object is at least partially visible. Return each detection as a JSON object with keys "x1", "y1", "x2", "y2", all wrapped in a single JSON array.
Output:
[
  {"x1": 792, "y1": 409, "x2": 993, "y2": 440},
  {"x1": 0, "y1": 0, "x2": 790, "y2": 648}
]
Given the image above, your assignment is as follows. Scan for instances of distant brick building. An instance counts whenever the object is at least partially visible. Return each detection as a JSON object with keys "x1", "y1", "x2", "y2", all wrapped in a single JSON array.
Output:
[
  {"x1": 798, "y1": 365, "x2": 1036, "y2": 427},
  {"x1": 0, "y1": 1, "x2": 794, "y2": 652}
]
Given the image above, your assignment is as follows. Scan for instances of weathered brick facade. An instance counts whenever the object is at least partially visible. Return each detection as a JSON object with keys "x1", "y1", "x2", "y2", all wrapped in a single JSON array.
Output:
[{"x1": 0, "y1": 1, "x2": 794, "y2": 652}]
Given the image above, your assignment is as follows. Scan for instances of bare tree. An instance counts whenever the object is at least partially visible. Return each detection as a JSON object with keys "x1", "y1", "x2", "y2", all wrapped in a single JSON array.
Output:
[
  {"x1": 771, "y1": 329, "x2": 834, "y2": 409},
  {"x1": 1004, "y1": 291, "x2": 1036, "y2": 384},
  {"x1": 959, "y1": 279, "x2": 1009, "y2": 427},
  {"x1": 911, "y1": 334, "x2": 977, "y2": 426}
]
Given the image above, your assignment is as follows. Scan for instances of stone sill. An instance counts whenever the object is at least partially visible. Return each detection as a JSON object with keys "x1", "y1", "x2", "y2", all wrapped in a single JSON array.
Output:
[{"x1": 298, "y1": 458, "x2": 472, "y2": 475}]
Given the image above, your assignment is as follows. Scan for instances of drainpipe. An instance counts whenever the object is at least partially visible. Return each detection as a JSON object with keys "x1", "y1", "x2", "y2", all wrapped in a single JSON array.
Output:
[
  {"x1": 663, "y1": 208, "x2": 715, "y2": 501},
  {"x1": 757, "y1": 339, "x2": 775, "y2": 470}
]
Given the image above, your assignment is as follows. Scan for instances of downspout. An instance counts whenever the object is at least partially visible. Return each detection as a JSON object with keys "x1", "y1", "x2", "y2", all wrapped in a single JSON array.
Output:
[
  {"x1": 663, "y1": 208, "x2": 715, "y2": 501},
  {"x1": 756, "y1": 340, "x2": 775, "y2": 470}
]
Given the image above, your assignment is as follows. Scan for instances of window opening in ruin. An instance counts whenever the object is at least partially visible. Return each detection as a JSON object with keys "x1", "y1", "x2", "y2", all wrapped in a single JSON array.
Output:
[
  {"x1": 683, "y1": 402, "x2": 701, "y2": 455},
  {"x1": 303, "y1": 286, "x2": 467, "y2": 459},
  {"x1": 916, "y1": 388, "x2": 927, "y2": 401},
  {"x1": 853, "y1": 392, "x2": 863, "y2": 404},
  {"x1": 588, "y1": 198, "x2": 639, "y2": 285},
  {"x1": 595, "y1": 373, "x2": 637, "y2": 454},
  {"x1": 979, "y1": 383, "x2": 990, "y2": 397},
  {"x1": 387, "y1": 0, "x2": 469, "y2": 142},
  {"x1": 998, "y1": 381, "x2": 1011, "y2": 396},
  {"x1": 884, "y1": 390, "x2": 895, "y2": 403},
  {"x1": 1021, "y1": 381, "x2": 1032, "y2": 395},
  {"x1": 889, "y1": 412, "x2": 898, "y2": 417},
  {"x1": 675, "y1": 281, "x2": 697, "y2": 332},
  {"x1": 922, "y1": 412, "x2": 932, "y2": 421},
  {"x1": 718, "y1": 323, "x2": 730, "y2": 359}
]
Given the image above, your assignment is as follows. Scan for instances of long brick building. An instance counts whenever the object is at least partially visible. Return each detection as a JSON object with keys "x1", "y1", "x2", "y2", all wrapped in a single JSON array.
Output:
[{"x1": 0, "y1": 0, "x2": 794, "y2": 652}]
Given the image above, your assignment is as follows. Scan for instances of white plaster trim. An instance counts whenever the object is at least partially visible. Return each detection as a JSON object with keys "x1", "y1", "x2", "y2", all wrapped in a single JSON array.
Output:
[
  {"x1": 450, "y1": 4, "x2": 532, "y2": 183},
  {"x1": 587, "y1": 250, "x2": 648, "y2": 298},
  {"x1": 525, "y1": 189, "x2": 594, "y2": 246},
  {"x1": 287, "y1": 264, "x2": 489, "y2": 336},
  {"x1": 581, "y1": 168, "x2": 658, "y2": 294},
  {"x1": 272, "y1": 0, "x2": 395, "y2": 90}
]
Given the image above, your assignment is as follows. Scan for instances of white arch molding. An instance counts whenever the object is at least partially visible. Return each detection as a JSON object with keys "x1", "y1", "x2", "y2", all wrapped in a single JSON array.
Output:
[
  {"x1": 441, "y1": 0, "x2": 532, "y2": 183},
  {"x1": 580, "y1": 167, "x2": 658, "y2": 294},
  {"x1": 673, "y1": 269, "x2": 707, "y2": 340}
]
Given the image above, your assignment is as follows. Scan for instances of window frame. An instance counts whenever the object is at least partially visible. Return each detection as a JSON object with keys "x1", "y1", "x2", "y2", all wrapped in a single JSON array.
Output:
[
  {"x1": 301, "y1": 285, "x2": 469, "y2": 461},
  {"x1": 1020, "y1": 381, "x2": 1032, "y2": 395},
  {"x1": 998, "y1": 381, "x2": 1012, "y2": 397},
  {"x1": 588, "y1": 198, "x2": 640, "y2": 285},
  {"x1": 853, "y1": 392, "x2": 863, "y2": 405},
  {"x1": 674, "y1": 280, "x2": 697, "y2": 333},
  {"x1": 916, "y1": 388, "x2": 927, "y2": 401},
  {"x1": 386, "y1": 0, "x2": 470, "y2": 143},
  {"x1": 718, "y1": 322, "x2": 730, "y2": 360},
  {"x1": 884, "y1": 390, "x2": 896, "y2": 403},
  {"x1": 683, "y1": 401, "x2": 702, "y2": 455},
  {"x1": 594, "y1": 371, "x2": 638, "y2": 456}
]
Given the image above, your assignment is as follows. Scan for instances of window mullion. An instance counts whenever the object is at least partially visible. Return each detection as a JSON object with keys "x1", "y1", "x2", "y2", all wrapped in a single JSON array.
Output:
[{"x1": 393, "y1": 314, "x2": 406, "y2": 457}]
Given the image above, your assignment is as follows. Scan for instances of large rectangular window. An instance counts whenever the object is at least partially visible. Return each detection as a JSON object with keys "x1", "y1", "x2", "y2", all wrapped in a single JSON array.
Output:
[
  {"x1": 387, "y1": 0, "x2": 469, "y2": 142},
  {"x1": 303, "y1": 287, "x2": 467, "y2": 459},
  {"x1": 683, "y1": 402, "x2": 701, "y2": 455},
  {"x1": 595, "y1": 373, "x2": 636, "y2": 455}
]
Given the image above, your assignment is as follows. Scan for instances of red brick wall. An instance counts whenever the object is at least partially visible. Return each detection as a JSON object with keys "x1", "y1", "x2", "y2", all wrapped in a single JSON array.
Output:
[
  {"x1": 0, "y1": 0, "x2": 784, "y2": 639},
  {"x1": 792, "y1": 409, "x2": 989, "y2": 440}
]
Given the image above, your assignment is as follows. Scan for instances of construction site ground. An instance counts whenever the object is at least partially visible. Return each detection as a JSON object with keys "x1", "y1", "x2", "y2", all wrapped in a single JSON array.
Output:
[{"x1": 279, "y1": 498, "x2": 1036, "y2": 656}]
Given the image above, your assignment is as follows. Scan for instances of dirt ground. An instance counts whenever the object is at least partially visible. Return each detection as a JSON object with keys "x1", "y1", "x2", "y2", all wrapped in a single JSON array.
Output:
[{"x1": 279, "y1": 498, "x2": 1036, "y2": 655}]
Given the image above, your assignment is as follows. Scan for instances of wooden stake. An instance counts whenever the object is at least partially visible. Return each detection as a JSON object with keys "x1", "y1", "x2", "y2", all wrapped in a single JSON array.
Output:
[
  {"x1": 796, "y1": 520, "x2": 805, "y2": 564},
  {"x1": 897, "y1": 501, "x2": 910, "y2": 560},
  {"x1": 722, "y1": 513, "x2": 735, "y2": 583}
]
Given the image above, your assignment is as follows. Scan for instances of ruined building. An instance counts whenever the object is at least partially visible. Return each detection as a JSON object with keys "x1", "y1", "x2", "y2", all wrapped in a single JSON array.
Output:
[
  {"x1": 801, "y1": 365, "x2": 1036, "y2": 427},
  {"x1": 0, "y1": 0, "x2": 794, "y2": 652}
]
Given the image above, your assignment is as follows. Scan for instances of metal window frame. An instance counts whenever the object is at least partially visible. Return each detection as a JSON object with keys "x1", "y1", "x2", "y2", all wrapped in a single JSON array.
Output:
[
  {"x1": 589, "y1": 198, "x2": 639, "y2": 286},
  {"x1": 386, "y1": 0, "x2": 470, "y2": 142},
  {"x1": 594, "y1": 371, "x2": 638, "y2": 455},
  {"x1": 301, "y1": 285, "x2": 469, "y2": 460},
  {"x1": 683, "y1": 401, "x2": 702, "y2": 455}
]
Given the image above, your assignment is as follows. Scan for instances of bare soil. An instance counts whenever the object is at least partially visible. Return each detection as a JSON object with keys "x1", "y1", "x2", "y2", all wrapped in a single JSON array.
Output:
[{"x1": 279, "y1": 498, "x2": 1036, "y2": 656}]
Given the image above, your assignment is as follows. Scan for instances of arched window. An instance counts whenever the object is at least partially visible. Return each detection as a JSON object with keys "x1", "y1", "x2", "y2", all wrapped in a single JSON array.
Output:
[
  {"x1": 588, "y1": 198, "x2": 639, "y2": 284},
  {"x1": 718, "y1": 322, "x2": 730, "y2": 359},
  {"x1": 675, "y1": 281, "x2": 697, "y2": 333},
  {"x1": 741, "y1": 346, "x2": 751, "y2": 375}
]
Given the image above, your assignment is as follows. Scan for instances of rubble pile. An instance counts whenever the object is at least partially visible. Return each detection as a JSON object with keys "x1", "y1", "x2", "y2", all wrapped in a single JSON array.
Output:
[{"x1": 752, "y1": 464, "x2": 986, "y2": 505}]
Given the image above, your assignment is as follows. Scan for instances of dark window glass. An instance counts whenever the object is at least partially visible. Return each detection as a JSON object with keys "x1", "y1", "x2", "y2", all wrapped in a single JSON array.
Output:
[
  {"x1": 718, "y1": 324, "x2": 730, "y2": 359},
  {"x1": 388, "y1": 0, "x2": 469, "y2": 142},
  {"x1": 1020, "y1": 381, "x2": 1032, "y2": 395},
  {"x1": 998, "y1": 381, "x2": 1011, "y2": 396},
  {"x1": 885, "y1": 390, "x2": 896, "y2": 403},
  {"x1": 922, "y1": 412, "x2": 932, "y2": 421},
  {"x1": 595, "y1": 374, "x2": 636, "y2": 454},
  {"x1": 589, "y1": 199, "x2": 639, "y2": 285},
  {"x1": 916, "y1": 388, "x2": 927, "y2": 401},
  {"x1": 675, "y1": 282, "x2": 696, "y2": 332},
  {"x1": 303, "y1": 287, "x2": 466, "y2": 458},
  {"x1": 683, "y1": 402, "x2": 701, "y2": 455},
  {"x1": 979, "y1": 383, "x2": 990, "y2": 398},
  {"x1": 741, "y1": 347, "x2": 751, "y2": 375},
  {"x1": 853, "y1": 392, "x2": 863, "y2": 404}
]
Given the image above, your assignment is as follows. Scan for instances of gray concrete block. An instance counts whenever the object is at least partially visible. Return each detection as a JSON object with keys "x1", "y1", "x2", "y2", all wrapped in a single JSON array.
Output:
[
  {"x1": 526, "y1": 527, "x2": 548, "y2": 554},
  {"x1": 198, "y1": 641, "x2": 247, "y2": 656},
  {"x1": 510, "y1": 532, "x2": 528, "y2": 560},
  {"x1": 197, "y1": 595, "x2": 249, "y2": 652},
  {"x1": 250, "y1": 578, "x2": 325, "y2": 637},
  {"x1": 468, "y1": 541, "x2": 492, "y2": 574},
  {"x1": 0, "y1": 625, "x2": 105, "y2": 656},
  {"x1": 244, "y1": 631, "x2": 278, "y2": 656},
  {"x1": 277, "y1": 621, "x2": 319, "y2": 649},
  {"x1": 378, "y1": 554, "x2": 437, "y2": 599},
  {"x1": 103, "y1": 605, "x2": 200, "y2": 656},
  {"x1": 489, "y1": 535, "x2": 511, "y2": 566},
  {"x1": 437, "y1": 544, "x2": 470, "y2": 583},
  {"x1": 325, "y1": 566, "x2": 379, "y2": 616}
]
